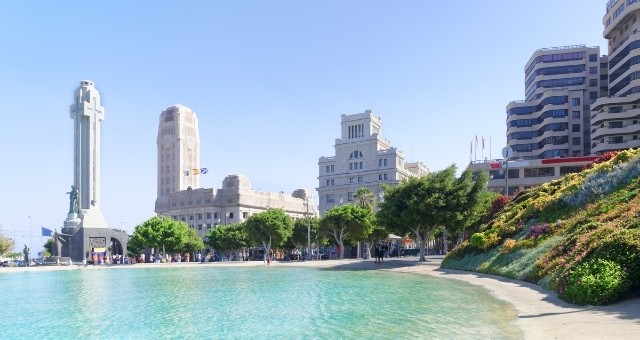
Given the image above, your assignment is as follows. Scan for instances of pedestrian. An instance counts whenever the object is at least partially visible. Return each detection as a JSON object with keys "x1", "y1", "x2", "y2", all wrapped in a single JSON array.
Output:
[
  {"x1": 375, "y1": 243, "x2": 382, "y2": 265},
  {"x1": 381, "y1": 243, "x2": 389, "y2": 264}
]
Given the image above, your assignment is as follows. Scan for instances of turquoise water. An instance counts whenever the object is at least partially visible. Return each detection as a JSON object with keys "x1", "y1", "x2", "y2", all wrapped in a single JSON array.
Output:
[{"x1": 0, "y1": 266, "x2": 521, "y2": 339}]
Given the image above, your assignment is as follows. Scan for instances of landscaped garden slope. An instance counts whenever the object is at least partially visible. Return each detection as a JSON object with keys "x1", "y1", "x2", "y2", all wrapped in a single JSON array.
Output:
[{"x1": 442, "y1": 149, "x2": 640, "y2": 305}]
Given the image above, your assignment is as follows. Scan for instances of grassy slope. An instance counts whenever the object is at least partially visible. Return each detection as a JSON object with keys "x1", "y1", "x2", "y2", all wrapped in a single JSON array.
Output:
[{"x1": 442, "y1": 149, "x2": 640, "y2": 305}]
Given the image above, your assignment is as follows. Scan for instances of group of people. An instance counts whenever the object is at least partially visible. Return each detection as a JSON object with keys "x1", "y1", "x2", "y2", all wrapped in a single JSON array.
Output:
[{"x1": 374, "y1": 243, "x2": 389, "y2": 265}]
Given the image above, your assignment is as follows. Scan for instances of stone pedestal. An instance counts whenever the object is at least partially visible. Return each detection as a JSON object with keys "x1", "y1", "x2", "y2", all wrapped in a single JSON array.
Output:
[{"x1": 58, "y1": 226, "x2": 128, "y2": 262}]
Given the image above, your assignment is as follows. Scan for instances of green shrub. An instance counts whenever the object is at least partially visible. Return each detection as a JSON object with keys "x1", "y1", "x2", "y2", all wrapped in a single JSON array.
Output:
[
  {"x1": 563, "y1": 259, "x2": 628, "y2": 305},
  {"x1": 469, "y1": 233, "x2": 486, "y2": 249}
]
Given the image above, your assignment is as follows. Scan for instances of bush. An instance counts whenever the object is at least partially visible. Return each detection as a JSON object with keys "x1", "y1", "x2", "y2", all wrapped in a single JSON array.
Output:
[
  {"x1": 501, "y1": 238, "x2": 517, "y2": 253},
  {"x1": 563, "y1": 259, "x2": 628, "y2": 305}
]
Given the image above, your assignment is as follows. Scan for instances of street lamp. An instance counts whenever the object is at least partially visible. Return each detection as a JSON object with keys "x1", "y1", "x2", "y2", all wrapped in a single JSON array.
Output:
[
  {"x1": 502, "y1": 146, "x2": 513, "y2": 196},
  {"x1": 305, "y1": 196, "x2": 312, "y2": 261},
  {"x1": 28, "y1": 216, "x2": 32, "y2": 267}
]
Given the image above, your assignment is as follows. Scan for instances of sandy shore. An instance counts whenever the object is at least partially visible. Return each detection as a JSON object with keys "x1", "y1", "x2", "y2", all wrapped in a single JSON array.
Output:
[{"x1": 3, "y1": 257, "x2": 639, "y2": 339}]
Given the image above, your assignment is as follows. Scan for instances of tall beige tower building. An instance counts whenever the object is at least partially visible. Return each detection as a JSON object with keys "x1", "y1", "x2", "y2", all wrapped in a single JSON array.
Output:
[{"x1": 155, "y1": 104, "x2": 201, "y2": 212}]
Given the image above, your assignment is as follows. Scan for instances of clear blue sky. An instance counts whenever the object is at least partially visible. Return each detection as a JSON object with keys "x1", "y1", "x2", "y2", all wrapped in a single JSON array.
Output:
[{"x1": 0, "y1": 1, "x2": 606, "y2": 254}]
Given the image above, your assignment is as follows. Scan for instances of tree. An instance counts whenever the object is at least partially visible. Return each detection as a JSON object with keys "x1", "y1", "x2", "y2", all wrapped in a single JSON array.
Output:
[
  {"x1": 286, "y1": 217, "x2": 320, "y2": 254},
  {"x1": 0, "y1": 234, "x2": 15, "y2": 256},
  {"x1": 377, "y1": 165, "x2": 488, "y2": 261},
  {"x1": 319, "y1": 204, "x2": 374, "y2": 259},
  {"x1": 183, "y1": 228, "x2": 205, "y2": 255},
  {"x1": 354, "y1": 187, "x2": 376, "y2": 209},
  {"x1": 205, "y1": 224, "x2": 249, "y2": 259},
  {"x1": 362, "y1": 222, "x2": 389, "y2": 259},
  {"x1": 244, "y1": 209, "x2": 294, "y2": 262},
  {"x1": 129, "y1": 216, "x2": 197, "y2": 256},
  {"x1": 42, "y1": 238, "x2": 54, "y2": 257}
]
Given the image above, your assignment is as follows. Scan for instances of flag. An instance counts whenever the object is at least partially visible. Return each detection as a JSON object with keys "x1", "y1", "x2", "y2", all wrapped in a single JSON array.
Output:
[
  {"x1": 200, "y1": 168, "x2": 208, "y2": 174},
  {"x1": 475, "y1": 134, "x2": 478, "y2": 146},
  {"x1": 470, "y1": 141, "x2": 472, "y2": 154},
  {"x1": 41, "y1": 227, "x2": 53, "y2": 237},
  {"x1": 482, "y1": 137, "x2": 485, "y2": 149},
  {"x1": 490, "y1": 162, "x2": 502, "y2": 169},
  {"x1": 184, "y1": 170, "x2": 190, "y2": 176},
  {"x1": 192, "y1": 168, "x2": 200, "y2": 175}
]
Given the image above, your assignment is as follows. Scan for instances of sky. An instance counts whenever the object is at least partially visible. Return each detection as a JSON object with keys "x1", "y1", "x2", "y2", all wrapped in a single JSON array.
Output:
[{"x1": 0, "y1": 1, "x2": 607, "y2": 254}]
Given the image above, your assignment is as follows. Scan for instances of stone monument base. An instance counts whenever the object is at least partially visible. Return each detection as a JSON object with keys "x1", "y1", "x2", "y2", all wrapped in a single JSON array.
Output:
[{"x1": 57, "y1": 227, "x2": 128, "y2": 263}]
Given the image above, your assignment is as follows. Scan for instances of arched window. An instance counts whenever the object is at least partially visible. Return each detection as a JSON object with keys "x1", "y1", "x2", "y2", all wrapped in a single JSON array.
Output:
[{"x1": 349, "y1": 150, "x2": 363, "y2": 159}]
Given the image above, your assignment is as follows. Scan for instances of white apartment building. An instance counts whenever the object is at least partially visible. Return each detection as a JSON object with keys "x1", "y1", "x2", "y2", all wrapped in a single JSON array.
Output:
[
  {"x1": 506, "y1": 45, "x2": 606, "y2": 160},
  {"x1": 590, "y1": 0, "x2": 640, "y2": 154},
  {"x1": 317, "y1": 110, "x2": 428, "y2": 216},
  {"x1": 155, "y1": 105, "x2": 201, "y2": 212}
]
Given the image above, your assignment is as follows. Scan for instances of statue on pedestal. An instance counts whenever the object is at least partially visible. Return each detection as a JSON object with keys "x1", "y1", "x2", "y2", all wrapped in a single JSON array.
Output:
[
  {"x1": 23, "y1": 244, "x2": 30, "y2": 265},
  {"x1": 66, "y1": 185, "x2": 79, "y2": 214}
]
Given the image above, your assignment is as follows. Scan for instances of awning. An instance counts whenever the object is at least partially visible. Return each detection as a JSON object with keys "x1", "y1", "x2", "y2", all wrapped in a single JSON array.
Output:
[{"x1": 386, "y1": 234, "x2": 403, "y2": 240}]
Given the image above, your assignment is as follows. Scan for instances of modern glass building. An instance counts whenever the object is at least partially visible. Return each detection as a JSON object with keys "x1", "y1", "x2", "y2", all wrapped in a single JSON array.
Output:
[
  {"x1": 590, "y1": 0, "x2": 640, "y2": 154},
  {"x1": 506, "y1": 45, "x2": 606, "y2": 160}
]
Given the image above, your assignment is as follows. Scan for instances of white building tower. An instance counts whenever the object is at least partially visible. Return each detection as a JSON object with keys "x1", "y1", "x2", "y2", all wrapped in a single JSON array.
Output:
[
  {"x1": 68, "y1": 80, "x2": 108, "y2": 228},
  {"x1": 155, "y1": 104, "x2": 201, "y2": 212}
]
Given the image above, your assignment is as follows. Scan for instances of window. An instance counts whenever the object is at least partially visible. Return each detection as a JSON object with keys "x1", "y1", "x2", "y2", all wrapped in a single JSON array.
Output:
[
  {"x1": 524, "y1": 167, "x2": 555, "y2": 178},
  {"x1": 214, "y1": 212, "x2": 219, "y2": 219},
  {"x1": 572, "y1": 124, "x2": 581, "y2": 132},
  {"x1": 189, "y1": 215, "x2": 194, "y2": 221},
  {"x1": 589, "y1": 66, "x2": 597, "y2": 74},
  {"x1": 331, "y1": 165, "x2": 334, "y2": 172},
  {"x1": 572, "y1": 98, "x2": 581, "y2": 106},
  {"x1": 243, "y1": 212, "x2": 248, "y2": 218},
  {"x1": 326, "y1": 179, "x2": 331, "y2": 186},
  {"x1": 197, "y1": 213, "x2": 202, "y2": 220},
  {"x1": 589, "y1": 54, "x2": 598, "y2": 62},
  {"x1": 349, "y1": 177, "x2": 354, "y2": 183},
  {"x1": 379, "y1": 159, "x2": 382, "y2": 167},
  {"x1": 349, "y1": 163, "x2": 353, "y2": 170},
  {"x1": 590, "y1": 92, "x2": 598, "y2": 100},
  {"x1": 326, "y1": 194, "x2": 335, "y2": 204},
  {"x1": 383, "y1": 174, "x2": 388, "y2": 180},
  {"x1": 359, "y1": 162, "x2": 363, "y2": 169},
  {"x1": 572, "y1": 137, "x2": 581, "y2": 145},
  {"x1": 384, "y1": 159, "x2": 387, "y2": 166},
  {"x1": 572, "y1": 111, "x2": 581, "y2": 119},
  {"x1": 326, "y1": 165, "x2": 330, "y2": 173},
  {"x1": 378, "y1": 174, "x2": 382, "y2": 180},
  {"x1": 589, "y1": 79, "x2": 598, "y2": 87},
  {"x1": 357, "y1": 176, "x2": 363, "y2": 183},
  {"x1": 347, "y1": 192, "x2": 354, "y2": 201},
  {"x1": 609, "y1": 121, "x2": 624, "y2": 128},
  {"x1": 206, "y1": 213, "x2": 211, "y2": 219},
  {"x1": 229, "y1": 213, "x2": 234, "y2": 219}
]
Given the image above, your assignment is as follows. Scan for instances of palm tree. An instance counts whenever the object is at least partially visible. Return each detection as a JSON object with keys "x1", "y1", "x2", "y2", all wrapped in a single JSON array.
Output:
[{"x1": 355, "y1": 187, "x2": 376, "y2": 209}]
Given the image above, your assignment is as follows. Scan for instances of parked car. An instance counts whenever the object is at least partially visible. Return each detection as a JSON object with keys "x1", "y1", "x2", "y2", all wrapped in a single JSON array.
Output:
[{"x1": 1, "y1": 260, "x2": 9, "y2": 267}]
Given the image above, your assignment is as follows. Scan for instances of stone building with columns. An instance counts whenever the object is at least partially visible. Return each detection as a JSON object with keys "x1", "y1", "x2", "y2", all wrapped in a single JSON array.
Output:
[{"x1": 155, "y1": 174, "x2": 314, "y2": 236}]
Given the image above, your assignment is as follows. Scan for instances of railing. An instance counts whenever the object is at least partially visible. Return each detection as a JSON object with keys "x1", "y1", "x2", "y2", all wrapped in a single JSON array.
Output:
[{"x1": 537, "y1": 44, "x2": 586, "y2": 52}]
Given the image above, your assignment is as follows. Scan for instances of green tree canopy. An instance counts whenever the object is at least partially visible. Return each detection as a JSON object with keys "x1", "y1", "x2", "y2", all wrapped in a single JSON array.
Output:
[
  {"x1": 354, "y1": 186, "x2": 377, "y2": 210},
  {"x1": 205, "y1": 223, "x2": 249, "y2": 253},
  {"x1": 0, "y1": 234, "x2": 15, "y2": 256},
  {"x1": 286, "y1": 217, "x2": 320, "y2": 251},
  {"x1": 377, "y1": 165, "x2": 488, "y2": 261},
  {"x1": 129, "y1": 216, "x2": 199, "y2": 255},
  {"x1": 244, "y1": 209, "x2": 294, "y2": 261},
  {"x1": 319, "y1": 204, "x2": 374, "y2": 259}
]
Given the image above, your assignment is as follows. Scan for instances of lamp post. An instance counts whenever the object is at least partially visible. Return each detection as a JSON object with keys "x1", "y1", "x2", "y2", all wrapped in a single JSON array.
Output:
[
  {"x1": 502, "y1": 146, "x2": 513, "y2": 196},
  {"x1": 28, "y1": 216, "x2": 32, "y2": 267},
  {"x1": 305, "y1": 196, "x2": 311, "y2": 261}
]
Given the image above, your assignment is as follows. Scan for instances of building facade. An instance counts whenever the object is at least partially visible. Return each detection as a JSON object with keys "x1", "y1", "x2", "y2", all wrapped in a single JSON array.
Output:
[
  {"x1": 590, "y1": 0, "x2": 640, "y2": 154},
  {"x1": 470, "y1": 156, "x2": 598, "y2": 195},
  {"x1": 156, "y1": 174, "x2": 313, "y2": 236},
  {"x1": 317, "y1": 110, "x2": 428, "y2": 215},
  {"x1": 155, "y1": 105, "x2": 201, "y2": 212},
  {"x1": 506, "y1": 45, "x2": 606, "y2": 160}
]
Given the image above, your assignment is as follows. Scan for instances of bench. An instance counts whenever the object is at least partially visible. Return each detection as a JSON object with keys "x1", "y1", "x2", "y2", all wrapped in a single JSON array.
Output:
[{"x1": 402, "y1": 249, "x2": 420, "y2": 257}]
